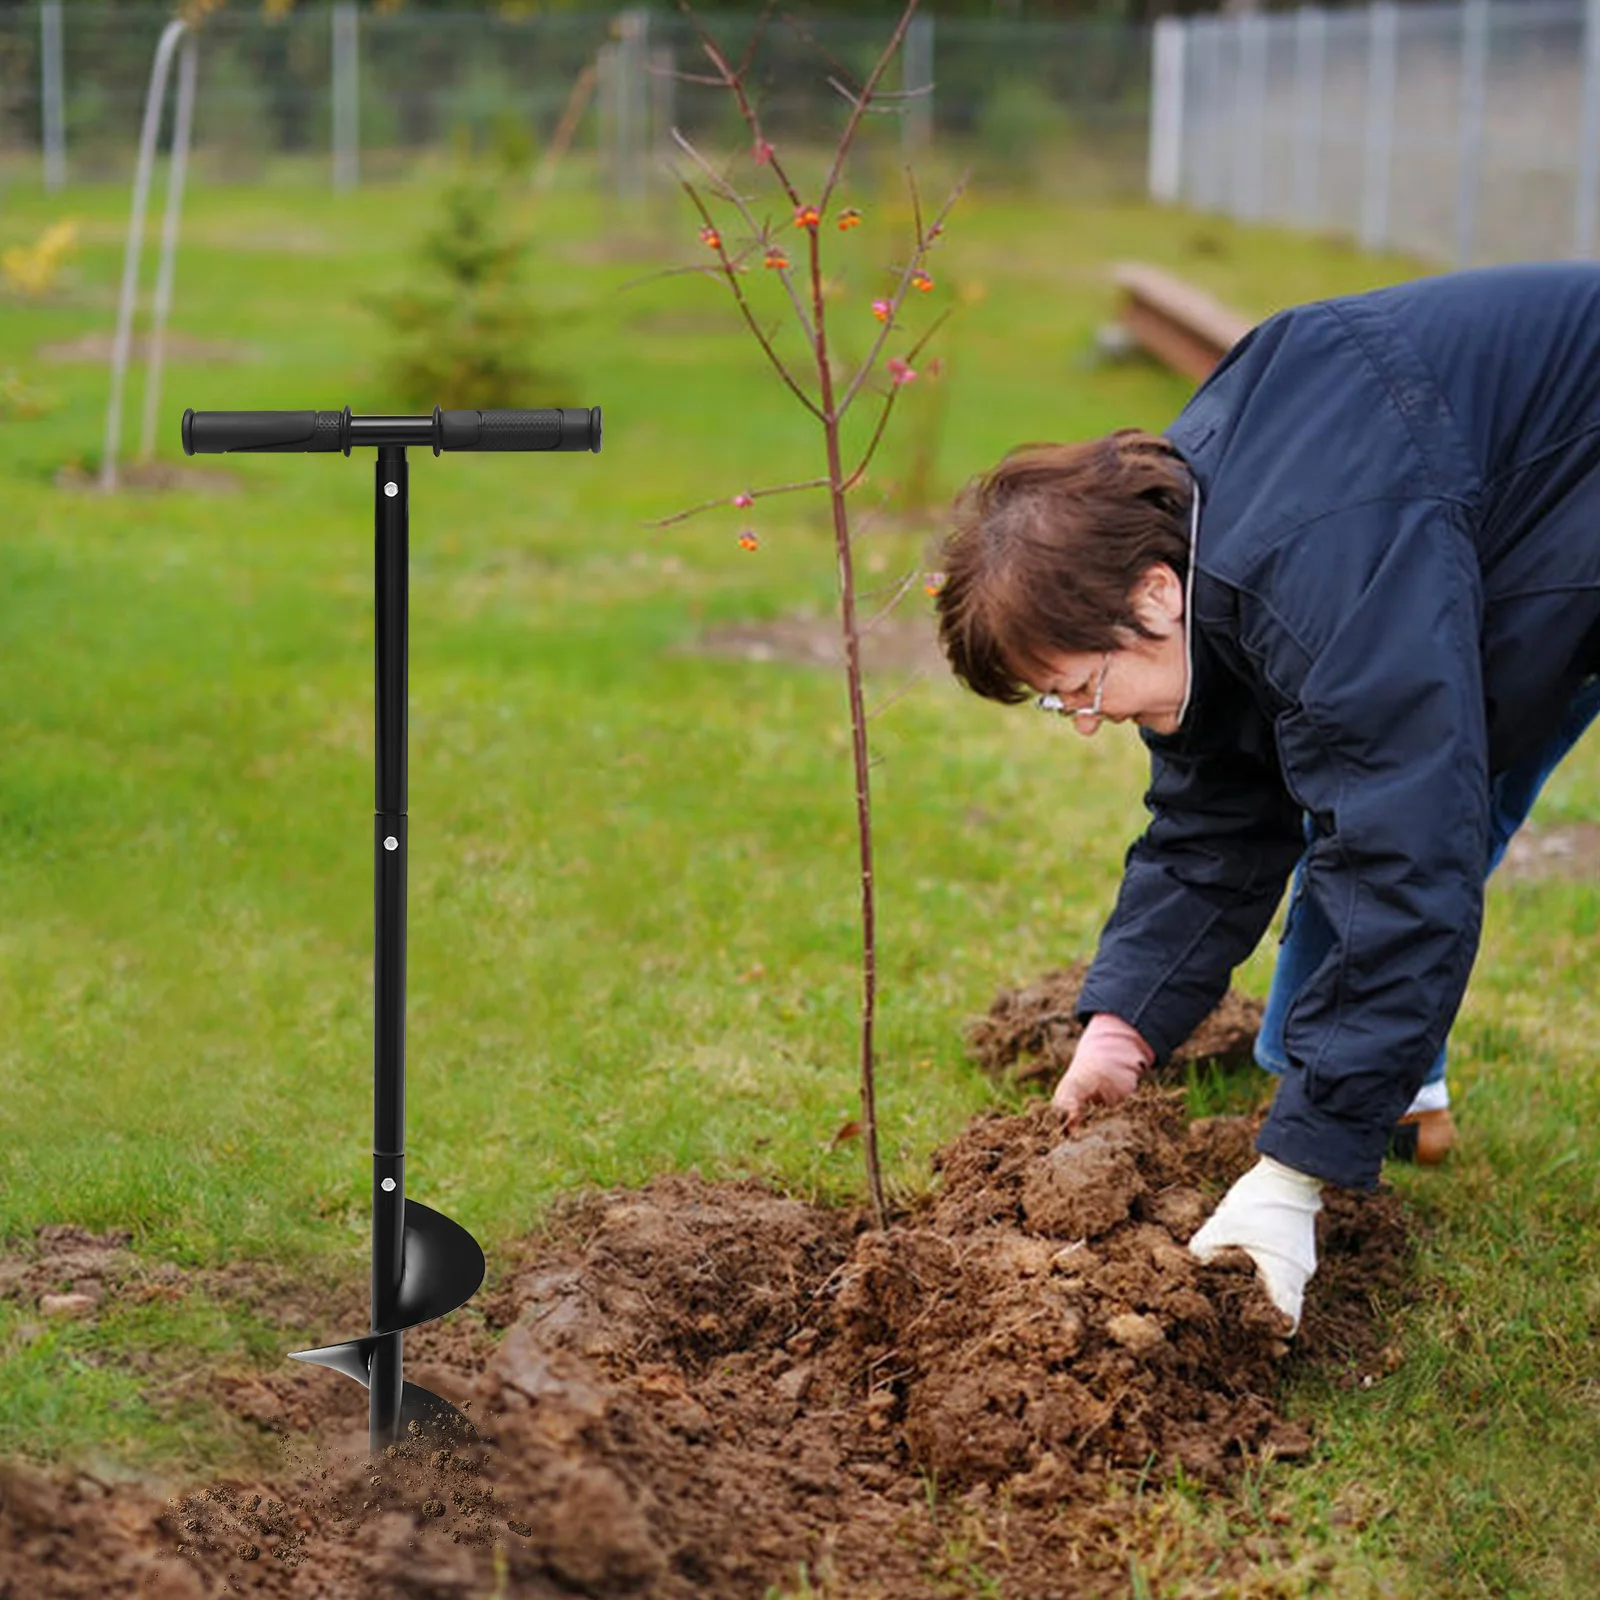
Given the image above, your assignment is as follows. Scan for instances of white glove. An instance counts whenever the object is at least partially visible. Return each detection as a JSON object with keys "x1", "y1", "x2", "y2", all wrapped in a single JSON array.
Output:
[{"x1": 1188, "y1": 1156, "x2": 1323, "y2": 1333}]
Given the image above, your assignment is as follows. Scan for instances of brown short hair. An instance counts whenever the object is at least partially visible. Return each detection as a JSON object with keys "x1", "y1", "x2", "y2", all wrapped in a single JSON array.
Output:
[{"x1": 934, "y1": 429, "x2": 1193, "y2": 704}]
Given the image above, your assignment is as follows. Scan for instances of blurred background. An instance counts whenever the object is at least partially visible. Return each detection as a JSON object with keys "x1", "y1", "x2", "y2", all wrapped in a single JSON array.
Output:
[{"x1": 5, "y1": 0, "x2": 1600, "y2": 266}]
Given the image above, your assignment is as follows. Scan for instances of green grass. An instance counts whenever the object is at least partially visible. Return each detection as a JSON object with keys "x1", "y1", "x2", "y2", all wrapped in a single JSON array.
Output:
[{"x1": 3, "y1": 160, "x2": 1598, "y2": 1597}]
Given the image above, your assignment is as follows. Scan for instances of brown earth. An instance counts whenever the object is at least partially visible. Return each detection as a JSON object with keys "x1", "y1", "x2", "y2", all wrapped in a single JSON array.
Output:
[
  {"x1": 0, "y1": 1093, "x2": 1412, "y2": 1600},
  {"x1": 685, "y1": 610, "x2": 948, "y2": 679},
  {"x1": 1494, "y1": 820, "x2": 1600, "y2": 883},
  {"x1": 966, "y1": 960, "x2": 1264, "y2": 1088},
  {"x1": 53, "y1": 460, "x2": 243, "y2": 495}
]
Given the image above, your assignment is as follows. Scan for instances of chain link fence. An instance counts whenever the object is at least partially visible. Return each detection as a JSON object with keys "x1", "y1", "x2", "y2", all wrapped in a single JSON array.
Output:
[
  {"x1": 1, "y1": 4, "x2": 1152, "y2": 199},
  {"x1": 1151, "y1": 0, "x2": 1600, "y2": 267}
]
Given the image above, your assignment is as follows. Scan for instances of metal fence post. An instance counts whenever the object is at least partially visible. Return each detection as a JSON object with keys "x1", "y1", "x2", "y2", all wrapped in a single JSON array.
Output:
[
  {"x1": 1228, "y1": 13, "x2": 1249, "y2": 220},
  {"x1": 1577, "y1": 0, "x2": 1600, "y2": 254},
  {"x1": 1149, "y1": 15, "x2": 1186, "y2": 204},
  {"x1": 596, "y1": 41, "x2": 616, "y2": 193},
  {"x1": 1360, "y1": 0, "x2": 1398, "y2": 252},
  {"x1": 902, "y1": 13, "x2": 934, "y2": 158},
  {"x1": 139, "y1": 33, "x2": 197, "y2": 466},
  {"x1": 1293, "y1": 6, "x2": 1326, "y2": 228},
  {"x1": 614, "y1": 9, "x2": 648, "y2": 201},
  {"x1": 650, "y1": 45, "x2": 674, "y2": 175},
  {"x1": 1237, "y1": 11, "x2": 1268, "y2": 222},
  {"x1": 41, "y1": 0, "x2": 66, "y2": 192},
  {"x1": 1457, "y1": 0, "x2": 1488, "y2": 268},
  {"x1": 333, "y1": 2, "x2": 359, "y2": 192},
  {"x1": 1197, "y1": 18, "x2": 1228, "y2": 214}
]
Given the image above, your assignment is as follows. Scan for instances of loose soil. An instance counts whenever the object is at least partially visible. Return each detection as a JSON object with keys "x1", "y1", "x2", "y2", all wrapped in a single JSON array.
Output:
[
  {"x1": 1, "y1": 1084, "x2": 1412, "y2": 1599},
  {"x1": 966, "y1": 960, "x2": 1264, "y2": 1088}
]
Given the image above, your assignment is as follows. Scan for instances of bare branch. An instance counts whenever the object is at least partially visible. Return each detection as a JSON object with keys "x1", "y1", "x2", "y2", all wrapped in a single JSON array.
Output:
[
  {"x1": 675, "y1": 171, "x2": 822, "y2": 418},
  {"x1": 826, "y1": 76, "x2": 912, "y2": 114},
  {"x1": 675, "y1": 0, "x2": 803, "y2": 210},
  {"x1": 672, "y1": 132, "x2": 818, "y2": 349},
  {"x1": 866, "y1": 671, "x2": 928, "y2": 724},
  {"x1": 862, "y1": 564, "x2": 927, "y2": 632},
  {"x1": 617, "y1": 259, "x2": 747, "y2": 294},
  {"x1": 836, "y1": 173, "x2": 967, "y2": 419},
  {"x1": 779, "y1": 11, "x2": 862, "y2": 102},
  {"x1": 843, "y1": 384, "x2": 903, "y2": 492},
  {"x1": 736, "y1": 0, "x2": 779, "y2": 82},
  {"x1": 818, "y1": 0, "x2": 924, "y2": 214},
  {"x1": 665, "y1": 68, "x2": 735, "y2": 87},
  {"x1": 647, "y1": 474, "x2": 832, "y2": 530},
  {"x1": 906, "y1": 164, "x2": 924, "y2": 247}
]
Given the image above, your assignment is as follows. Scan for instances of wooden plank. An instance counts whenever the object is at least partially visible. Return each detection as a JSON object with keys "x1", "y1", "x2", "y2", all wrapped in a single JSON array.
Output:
[{"x1": 1110, "y1": 262, "x2": 1253, "y2": 381}]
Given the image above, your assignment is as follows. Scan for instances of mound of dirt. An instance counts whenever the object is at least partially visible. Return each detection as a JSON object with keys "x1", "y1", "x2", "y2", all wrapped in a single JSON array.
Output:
[
  {"x1": 0, "y1": 1099, "x2": 1411, "y2": 1599},
  {"x1": 965, "y1": 961, "x2": 1265, "y2": 1087}
]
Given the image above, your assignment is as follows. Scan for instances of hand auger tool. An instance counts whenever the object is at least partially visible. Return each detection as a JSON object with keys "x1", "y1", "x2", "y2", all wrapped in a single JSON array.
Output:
[{"x1": 183, "y1": 404, "x2": 603, "y2": 1452}]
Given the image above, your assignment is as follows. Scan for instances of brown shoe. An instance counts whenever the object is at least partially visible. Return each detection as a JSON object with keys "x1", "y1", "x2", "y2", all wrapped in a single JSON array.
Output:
[{"x1": 1387, "y1": 1107, "x2": 1457, "y2": 1165}]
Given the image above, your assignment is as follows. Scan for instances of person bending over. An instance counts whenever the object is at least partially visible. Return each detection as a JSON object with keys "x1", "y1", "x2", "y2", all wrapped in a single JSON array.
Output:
[{"x1": 935, "y1": 263, "x2": 1600, "y2": 1331}]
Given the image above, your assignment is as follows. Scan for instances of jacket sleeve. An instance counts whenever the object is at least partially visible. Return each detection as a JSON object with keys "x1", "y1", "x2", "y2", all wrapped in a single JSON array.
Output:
[
  {"x1": 1075, "y1": 699, "x2": 1306, "y2": 1068},
  {"x1": 1244, "y1": 502, "x2": 1490, "y2": 1190}
]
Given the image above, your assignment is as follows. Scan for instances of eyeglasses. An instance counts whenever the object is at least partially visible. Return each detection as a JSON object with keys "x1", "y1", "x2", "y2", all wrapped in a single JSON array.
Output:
[{"x1": 1036, "y1": 652, "x2": 1110, "y2": 723}]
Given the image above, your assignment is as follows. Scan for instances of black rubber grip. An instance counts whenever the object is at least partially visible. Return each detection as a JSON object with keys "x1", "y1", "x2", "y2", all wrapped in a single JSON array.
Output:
[
  {"x1": 182, "y1": 409, "x2": 345, "y2": 455},
  {"x1": 435, "y1": 407, "x2": 601, "y2": 454}
]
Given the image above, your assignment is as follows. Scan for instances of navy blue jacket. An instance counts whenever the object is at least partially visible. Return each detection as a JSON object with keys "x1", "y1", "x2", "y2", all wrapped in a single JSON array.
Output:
[{"x1": 1076, "y1": 264, "x2": 1600, "y2": 1190}]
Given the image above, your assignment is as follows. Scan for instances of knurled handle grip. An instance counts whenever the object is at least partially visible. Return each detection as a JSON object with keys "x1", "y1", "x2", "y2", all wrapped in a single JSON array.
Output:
[
  {"x1": 182, "y1": 409, "x2": 345, "y2": 454},
  {"x1": 181, "y1": 406, "x2": 603, "y2": 456},
  {"x1": 435, "y1": 407, "x2": 601, "y2": 453}
]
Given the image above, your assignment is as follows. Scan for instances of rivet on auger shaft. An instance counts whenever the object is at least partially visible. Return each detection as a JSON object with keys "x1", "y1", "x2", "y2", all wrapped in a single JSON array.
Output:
[{"x1": 178, "y1": 405, "x2": 602, "y2": 1455}]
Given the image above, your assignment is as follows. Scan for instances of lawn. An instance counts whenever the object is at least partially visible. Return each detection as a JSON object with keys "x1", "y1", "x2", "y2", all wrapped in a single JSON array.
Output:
[{"x1": 2, "y1": 155, "x2": 1598, "y2": 1597}]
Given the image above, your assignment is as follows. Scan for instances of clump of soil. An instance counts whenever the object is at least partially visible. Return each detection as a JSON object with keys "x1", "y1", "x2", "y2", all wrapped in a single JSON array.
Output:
[
  {"x1": 966, "y1": 960, "x2": 1264, "y2": 1087},
  {"x1": 0, "y1": 1098, "x2": 1412, "y2": 1599}
]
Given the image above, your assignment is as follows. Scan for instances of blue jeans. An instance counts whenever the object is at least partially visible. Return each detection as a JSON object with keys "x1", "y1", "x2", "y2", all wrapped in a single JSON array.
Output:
[{"x1": 1256, "y1": 679, "x2": 1600, "y2": 1094}]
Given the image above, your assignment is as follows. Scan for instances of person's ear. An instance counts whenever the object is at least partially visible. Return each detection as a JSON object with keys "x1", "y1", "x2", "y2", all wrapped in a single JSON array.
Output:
[{"x1": 1132, "y1": 562, "x2": 1184, "y2": 632}]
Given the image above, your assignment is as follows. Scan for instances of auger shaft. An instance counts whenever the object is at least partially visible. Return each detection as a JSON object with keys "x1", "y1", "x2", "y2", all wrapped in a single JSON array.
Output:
[{"x1": 372, "y1": 444, "x2": 409, "y2": 1452}]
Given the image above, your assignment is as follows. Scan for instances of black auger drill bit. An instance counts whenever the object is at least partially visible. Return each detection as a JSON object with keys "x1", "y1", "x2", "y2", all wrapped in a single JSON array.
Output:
[{"x1": 183, "y1": 405, "x2": 602, "y2": 1452}]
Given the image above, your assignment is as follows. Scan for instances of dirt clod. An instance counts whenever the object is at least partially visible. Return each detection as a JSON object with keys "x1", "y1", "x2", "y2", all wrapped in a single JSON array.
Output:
[
  {"x1": 966, "y1": 960, "x2": 1264, "y2": 1086},
  {"x1": 0, "y1": 1098, "x2": 1412, "y2": 1598}
]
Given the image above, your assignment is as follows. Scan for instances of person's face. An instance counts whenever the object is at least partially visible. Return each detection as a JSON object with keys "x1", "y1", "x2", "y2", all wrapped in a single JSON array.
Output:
[{"x1": 1028, "y1": 563, "x2": 1188, "y2": 738}]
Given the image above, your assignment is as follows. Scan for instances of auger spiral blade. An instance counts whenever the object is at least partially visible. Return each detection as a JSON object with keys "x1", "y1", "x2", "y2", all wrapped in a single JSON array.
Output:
[{"x1": 290, "y1": 1198, "x2": 485, "y2": 1448}]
